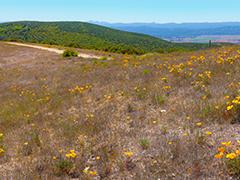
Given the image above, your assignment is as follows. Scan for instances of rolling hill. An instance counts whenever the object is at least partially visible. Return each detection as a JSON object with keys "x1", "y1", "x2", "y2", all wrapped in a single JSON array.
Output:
[{"x1": 0, "y1": 21, "x2": 213, "y2": 54}]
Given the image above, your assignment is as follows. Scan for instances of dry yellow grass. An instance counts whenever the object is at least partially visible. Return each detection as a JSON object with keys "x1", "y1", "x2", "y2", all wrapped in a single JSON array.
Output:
[{"x1": 0, "y1": 42, "x2": 240, "y2": 179}]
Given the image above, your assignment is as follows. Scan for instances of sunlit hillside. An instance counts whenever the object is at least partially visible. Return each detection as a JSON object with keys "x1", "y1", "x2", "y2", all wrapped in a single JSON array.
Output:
[{"x1": 0, "y1": 21, "x2": 214, "y2": 55}]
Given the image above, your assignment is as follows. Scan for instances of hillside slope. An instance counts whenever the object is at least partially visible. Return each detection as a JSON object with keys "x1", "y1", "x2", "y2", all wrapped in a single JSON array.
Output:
[
  {"x1": 1, "y1": 42, "x2": 240, "y2": 179},
  {"x1": 0, "y1": 21, "x2": 212, "y2": 54}
]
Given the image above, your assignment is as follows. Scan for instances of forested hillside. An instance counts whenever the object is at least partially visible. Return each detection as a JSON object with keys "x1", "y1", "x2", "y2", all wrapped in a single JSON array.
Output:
[{"x1": 0, "y1": 21, "x2": 213, "y2": 54}]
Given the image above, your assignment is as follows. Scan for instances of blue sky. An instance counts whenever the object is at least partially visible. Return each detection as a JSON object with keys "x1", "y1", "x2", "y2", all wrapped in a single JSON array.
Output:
[{"x1": 1, "y1": 0, "x2": 240, "y2": 23}]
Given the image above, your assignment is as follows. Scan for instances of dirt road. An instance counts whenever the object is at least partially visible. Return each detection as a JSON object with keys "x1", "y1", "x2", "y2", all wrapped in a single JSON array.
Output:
[{"x1": 6, "y1": 42, "x2": 101, "y2": 59}]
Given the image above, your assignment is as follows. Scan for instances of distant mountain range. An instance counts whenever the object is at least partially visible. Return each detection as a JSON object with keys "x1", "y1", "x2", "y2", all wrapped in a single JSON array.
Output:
[{"x1": 91, "y1": 22, "x2": 240, "y2": 43}]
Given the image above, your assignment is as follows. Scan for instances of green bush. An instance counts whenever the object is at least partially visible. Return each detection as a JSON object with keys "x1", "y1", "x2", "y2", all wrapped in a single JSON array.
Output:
[
  {"x1": 139, "y1": 138, "x2": 150, "y2": 150},
  {"x1": 152, "y1": 94, "x2": 165, "y2": 106},
  {"x1": 143, "y1": 69, "x2": 151, "y2": 75},
  {"x1": 226, "y1": 156, "x2": 240, "y2": 177},
  {"x1": 54, "y1": 159, "x2": 74, "y2": 175},
  {"x1": 63, "y1": 49, "x2": 79, "y2": 58}
]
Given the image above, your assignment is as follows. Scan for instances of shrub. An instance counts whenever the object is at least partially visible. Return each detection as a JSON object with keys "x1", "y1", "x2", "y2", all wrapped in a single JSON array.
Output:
[
  {"x1": 139, "y1": 138, "x2": 150, "y2": 150},
  {"x1": 152, "y1": 94, "x2": 165, "y2": 106},
  {"x1": 135, "y1": 87, "x2": 148, "y2": 100},
  {"x1": 99, "y1": 56, "x2": 108, "y2": 60},
  {"x1": 143, "y1": 69, "x2": 151, "y2": 75},
  {"x1": 214, "y1": 141, "x2": 240, "y2": 177},
  {"x1": 63, "y1": 49, "x2": 79, "y2": 58},
  {"x1": 54, "y1": 159, "x2": 74, "y2": 175},
  {"x1": 22, "y1": 142, "x2": 33, "y2": 156},
  {"x1": 226, "y1": 157, "x2": 240, "y2": 177}
]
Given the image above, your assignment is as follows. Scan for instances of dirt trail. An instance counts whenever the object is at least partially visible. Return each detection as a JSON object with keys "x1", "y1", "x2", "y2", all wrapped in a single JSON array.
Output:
[{"x1": 6, "y1": 42, "x2": 101, "y2": 59}]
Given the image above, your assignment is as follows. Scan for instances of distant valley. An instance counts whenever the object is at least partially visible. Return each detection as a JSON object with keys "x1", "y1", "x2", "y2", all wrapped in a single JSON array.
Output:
[
  {"x1": 171, "y1": 35, "x2": 240, "y2": 44},
  {"x1": 92, "y1": 22, "x2": 240, "y2": 43}
]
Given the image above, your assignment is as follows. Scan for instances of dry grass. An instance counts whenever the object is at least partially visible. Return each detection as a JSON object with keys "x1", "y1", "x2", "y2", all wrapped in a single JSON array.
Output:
[{"x1": 1, "y1": 42, "x2": 240, "y2": 179}]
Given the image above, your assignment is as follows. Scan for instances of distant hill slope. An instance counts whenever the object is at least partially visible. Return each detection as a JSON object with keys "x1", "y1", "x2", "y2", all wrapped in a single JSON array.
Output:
[
  {"x1": 0, "y1": 21, "x2": 212, "y2": 54},
  {"x1": 94, "y1": 22, "x2": 240, "y2": 39}
]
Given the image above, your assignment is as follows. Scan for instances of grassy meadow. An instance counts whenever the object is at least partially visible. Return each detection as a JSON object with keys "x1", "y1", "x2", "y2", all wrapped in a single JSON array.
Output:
[{"x1": 0, "y1": 42, "x2": 240, "y2": 179}]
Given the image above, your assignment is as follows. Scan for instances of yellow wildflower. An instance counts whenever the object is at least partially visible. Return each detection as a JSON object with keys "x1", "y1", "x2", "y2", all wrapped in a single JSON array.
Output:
[
  {"x1": 0, "y1": 148, "x2": 4, "y2": 154},
  {"x1": 215, "y1": 152, "x2": 224, "y2": 159},
  {"x1": 83, "y1": 167, "x2": 90, "y2": 174},
  {"x1": 83, "y1": 167, "x2": 97, "y2": 176},
  {"x1": 124, "y1": 151, "x2": 134, "y2": 158},
  {"x1": 196, "y1": 122, "x2": 202, "y2": 127},
  {"x1": 89, "y1": 171, "x2": 97, "y2": 176},
  {"x1": 218, "y1": 147, "x2": 225, "y2": 153},
  {"x1": 226, "y1": 153, "x2": 237, "y2": 159},
  {"x1": 236, "y1": 150, "x2": 240, "y2": 155},
  {"x1": 205, "y1": 131, "x2": 212, "y2": 136},
  {"x1": 232, "y1": 99, "x2": 240, "y2": 105},
  {"x1": 225, "y1": 96, "x2": 230, "y2": 99},
  {"x1": 161, "y1": 77, "x2": 168, "y2": 83},
  {"x1": 202, "y1": 95, "x2": 207, "y2": 100},
  {"x1": 221, "y1": 141, "x2": 232, "y2": 147},
  {"x1": 163, "y1": 86, "x2": 171, "y2": 91},
  {"x1": 227, "y1": 105, "x2": 234, "y2": 111},
  {"x1": 66, "y1": 149, "x2": 77, "y2": 159}
]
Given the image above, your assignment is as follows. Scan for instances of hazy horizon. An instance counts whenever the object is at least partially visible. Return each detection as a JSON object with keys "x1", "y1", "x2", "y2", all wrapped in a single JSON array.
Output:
[{"x1": 2, "y1": 20, "x2": 240, "y2": 25}]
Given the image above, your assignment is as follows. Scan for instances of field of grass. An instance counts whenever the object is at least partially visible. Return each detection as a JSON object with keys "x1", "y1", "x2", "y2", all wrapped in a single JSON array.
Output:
[{"x1": 1, "y1": 42, "x2": 240, "y2": 179}]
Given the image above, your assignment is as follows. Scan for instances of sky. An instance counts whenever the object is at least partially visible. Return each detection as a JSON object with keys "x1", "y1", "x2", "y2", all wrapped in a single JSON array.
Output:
[{"x1": 1, "y1": 0, "x2": 240, "y2": 23}]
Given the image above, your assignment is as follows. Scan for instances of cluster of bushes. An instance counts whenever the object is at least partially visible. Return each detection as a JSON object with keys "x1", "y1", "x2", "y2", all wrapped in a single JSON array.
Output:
[{"x1": 63, "y1": 49, "x2": 78, "y2": 58}]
